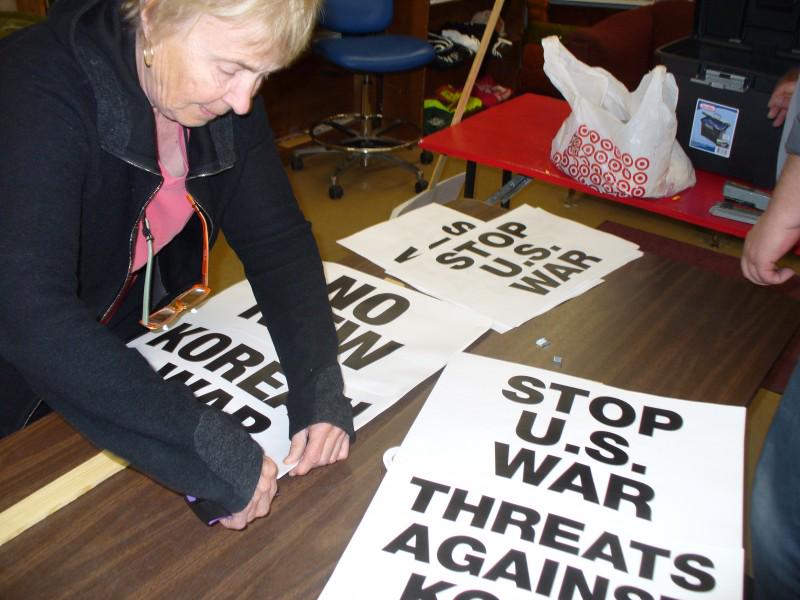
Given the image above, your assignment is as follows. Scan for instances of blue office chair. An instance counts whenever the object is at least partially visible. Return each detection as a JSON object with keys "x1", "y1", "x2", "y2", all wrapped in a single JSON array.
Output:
[{"x1": 291, "y1": 0, "x2": 435, "y2": 199}]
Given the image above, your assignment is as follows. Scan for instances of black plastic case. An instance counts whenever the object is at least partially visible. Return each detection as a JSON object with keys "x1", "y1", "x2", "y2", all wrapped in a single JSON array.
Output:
[{"x1": 657, "y1": 0, "x2": 800, "y2": 189}]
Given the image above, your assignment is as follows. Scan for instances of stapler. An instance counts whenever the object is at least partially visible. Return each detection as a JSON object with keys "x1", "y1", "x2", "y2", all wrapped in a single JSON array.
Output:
[{"x1": 708, "y1": 181, "x2": 772, "y2": 224}]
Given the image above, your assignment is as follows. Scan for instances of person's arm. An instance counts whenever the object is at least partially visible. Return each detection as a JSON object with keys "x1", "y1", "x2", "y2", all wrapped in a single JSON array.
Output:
[
  {"x1": 220, "y1": 101, "x2": 354, "y2": 475},
  {"x1": 741, "y1": 153, "x2": 800, "y2": 284}
]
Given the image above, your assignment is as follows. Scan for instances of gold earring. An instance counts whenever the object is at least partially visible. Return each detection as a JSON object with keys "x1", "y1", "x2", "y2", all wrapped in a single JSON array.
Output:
[{"x1": 143, "y1": 43, "x2": 154, "y2": 68}]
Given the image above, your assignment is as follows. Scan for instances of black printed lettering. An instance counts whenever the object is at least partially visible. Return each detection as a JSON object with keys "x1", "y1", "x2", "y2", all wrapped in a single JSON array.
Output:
[
  {"x1": 590, "y1": 396, "x2": 637, "y2": 428},
  {"x1": 582, "y1": 532, "x2": 628, "y2": 572},
  {"x1": 540, "y1": 513, "x2": 584, "y2": 555},
  {"x1": 629, "y1": 541, "x2": 671, "y2": 580},
  {"x1": 237, "y1": 361, "x2": 284, "y2": 401},
  {"x1": 495, "y1": 221, "x2": 527, "y2": 238},
  {"x1": 205, "y1": 343, "x2": 264, "y2": 381},
  {"x1": 177, "y1": 332, "x2": 231, "y2": 362},
  {"x1": 157, "y1": 362, "x2": 211, "y2": 394},
  {"x1": 559, "y1": 250, "x2": 602, "y2": 269},
  {"x1": 585, "y1": 431, "x2": 629, "y2": 466},
  {"x1": 544, "y1": 262, "x2": 584, "y2": 282},
  {"x1": 510, "y1": 270, "x2": 561, "y2": 295},
  {"x1": 604, "y1": 475, "x2": 654, "y2": 520},
  {"x1": 480, "y1": 257, "x2": 522, "y2": 277},
  {"x1": 483, "y1": 550, "x2": 531, "y2": 590},
  {"x1": 146, "y1": 322, "x2": 208, "y2": 352},
  {"x1": 231, "y1": 405, "x2": 270, "y2": 433},
  {"x1": 409, "y1": 477, "x2": 451, "y2": 512},
  {"x1": 384, "y1": 523, "x2": 430, "y2": 562},
  {"x1": 436, "y1": 252, "x2": 474, "y2": 269},
  {"x1": 453, "y1": 240, "x2": 491, "y2": 257},
  {"x1": 238, "y1": 304, "x2": 266, "y2": 326},
  {"x1": 514, "y1": 244, "x2": 551, "y2": 260},
  {"x1": 502, "y1": 375, "x2": 546, "y2": 404},
  {"x1": 549, "y1": 383, "x2": 590, "y2": 414},
  {"x1": 516, "y1": 410, "x2": 566, "y2": 445},
  {"x1": 535, "y1": 559, "x2": 560, "y2": 595},
  {"x1": 453, "y1": 591, "x2": 499, "y2": 600},
  {"x1": 495, "y1": 442, "x2": 561, "y2": 485},
  {"x1": 395, "y1": 246, "x2": 421, "y2": 263},
  {"x1": 477, "y1": 231, "x2": 515, "y2": 248},
  {"x1": 614, "y1": 586, "x2": 654, "y2": 600},
  {"x1": 671, "y1": 554, "x2": 715, "y2": 592},
  {"x1": 639, "y1": 406, "x2": 683, "y2": 437},
  {"x1": 327, "y1": 275, "x2": 375, "y2": 310},
  {"x1": 443, "y1": 488, "x2": 494, "y2": 528},
  {"x1": 438, "y1": 536, "x2": 484, "y2": 576},
  {"x1": 351, "y1": 292, "x2": 410, "y2": 325},
  {"x1": 195, "y1": 387, "x2": 233, "y2": 410},
  {"x1": 443, "y1": 221, "x2": 477, "y2": 236},
  {"x1": 399, "y1": 574, "x2": 455, "y2": 600},
  {"x1": 548, "y1": 462, "x2": 600, "y2": 504},
  {"x1": 559, "y1": 566, "x2": 609, "y2": 600},
  {"x1": 490, "y1": 502, "x2": 541, "y2": 542},
  {"x1": 338, "y1": 330, "x2": 403, "y2": 370}
]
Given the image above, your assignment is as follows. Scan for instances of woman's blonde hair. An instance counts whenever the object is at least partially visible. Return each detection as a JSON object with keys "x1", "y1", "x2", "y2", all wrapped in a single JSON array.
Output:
[{"x1": 122, "y1": 0, "x2": 322, "y2": 66}]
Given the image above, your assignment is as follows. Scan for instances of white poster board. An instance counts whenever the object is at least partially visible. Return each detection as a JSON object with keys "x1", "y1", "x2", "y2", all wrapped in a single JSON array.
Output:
[
  {"x1": 338, "y1": 203, "x2": 484, "y2": 270},
  {"x1": 128, "y1": 263, "x2": 491, "y2": 477},
  {"x1": 340, "y1": 204, "x2": 642, "y2": 332},
  {"x1": 320, "y1": 353, "x2": 745, "y2": 599}
]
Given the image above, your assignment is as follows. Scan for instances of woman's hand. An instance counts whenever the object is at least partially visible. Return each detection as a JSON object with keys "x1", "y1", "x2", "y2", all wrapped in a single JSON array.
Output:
[
  {"x1": 219, "y1": 455, "x2": 278, "y2": 530},
  {"x1": 283, "y1": 422, "x2": 350, "y2": 477}
]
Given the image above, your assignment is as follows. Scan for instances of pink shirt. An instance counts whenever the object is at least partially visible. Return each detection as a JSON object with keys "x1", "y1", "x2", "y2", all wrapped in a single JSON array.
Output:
[{"x1": 132, "y1": 118, "x2": 194, "y2": 272}]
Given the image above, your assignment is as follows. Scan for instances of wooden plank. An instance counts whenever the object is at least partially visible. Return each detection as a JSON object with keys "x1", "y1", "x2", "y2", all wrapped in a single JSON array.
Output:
[{"x1": 0, "y1": 452, "x2": 127, "y2": 546}]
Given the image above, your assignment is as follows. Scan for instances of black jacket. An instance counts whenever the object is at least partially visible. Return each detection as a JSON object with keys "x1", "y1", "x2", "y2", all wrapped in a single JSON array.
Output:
[{"x1": 0, "y1": 0, "x2": 353, "y2": 513}]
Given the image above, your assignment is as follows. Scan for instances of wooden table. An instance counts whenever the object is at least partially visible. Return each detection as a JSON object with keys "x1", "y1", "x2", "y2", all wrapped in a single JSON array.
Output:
[
  {"x1": 420, "y1": 94, "x2": 777, "y2": 244},
  {"x1": 1, "y1": 199, "x2": 797, "y2": 599}
]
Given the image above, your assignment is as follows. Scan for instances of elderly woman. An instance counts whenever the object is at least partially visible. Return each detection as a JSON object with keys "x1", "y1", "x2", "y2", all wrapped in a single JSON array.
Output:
[{"x1": 0, "y1": 0, "x2": 352, "y2": 530}]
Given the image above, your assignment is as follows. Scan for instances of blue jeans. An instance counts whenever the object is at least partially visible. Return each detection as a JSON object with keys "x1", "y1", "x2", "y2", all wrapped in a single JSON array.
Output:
[{"x1": 751, "y1": 361, "x2": 800, "y2": 599}]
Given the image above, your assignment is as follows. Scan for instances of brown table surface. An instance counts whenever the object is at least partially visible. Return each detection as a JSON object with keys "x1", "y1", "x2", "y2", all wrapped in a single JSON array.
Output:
[{"x1": 2, "y1": 199, "x2": 798, "y2": 599}]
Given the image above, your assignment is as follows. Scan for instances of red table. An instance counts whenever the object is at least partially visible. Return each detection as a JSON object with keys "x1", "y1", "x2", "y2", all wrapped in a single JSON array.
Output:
[{"x1": 420, "y1": 93, "x2": 767, "y2": 241}]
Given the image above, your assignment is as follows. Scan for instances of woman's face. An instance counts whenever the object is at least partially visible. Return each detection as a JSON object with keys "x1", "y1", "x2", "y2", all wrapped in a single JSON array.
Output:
[{"x1": 138, "y1": 14, "x2": 283, "y2": 127}]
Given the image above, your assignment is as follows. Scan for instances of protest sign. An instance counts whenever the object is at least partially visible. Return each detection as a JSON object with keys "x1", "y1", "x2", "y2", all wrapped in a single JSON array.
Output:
[
  {"x1": 387, "y1": 205, "x2": 642, "y2": 331},
  {"x1": 338, "y1": 203, "x2": 484, "y2": 272},
  {"x1": 320, "y1": 353, "x2": 745, "y2": 599},
  {"x1": 128, "y1": 263, "x2": 491, "y2": 476}
]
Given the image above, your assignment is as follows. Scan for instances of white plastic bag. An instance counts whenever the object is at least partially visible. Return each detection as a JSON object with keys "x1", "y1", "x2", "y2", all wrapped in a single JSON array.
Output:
[{"x1": 542, "y1": 36, "x2": 695, "y2": 198}]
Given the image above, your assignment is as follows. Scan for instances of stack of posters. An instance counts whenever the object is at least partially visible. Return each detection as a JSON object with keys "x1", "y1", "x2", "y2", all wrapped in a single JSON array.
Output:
[
  {"x1": 320, "y1": 352, "x2": 746, "y2": 599},
  {"x1": 338, "y1": 203, "x2": 642, "y2": 332},
  {"x1": 128, "y1": 263, "x2": 491, "y2": 476}
]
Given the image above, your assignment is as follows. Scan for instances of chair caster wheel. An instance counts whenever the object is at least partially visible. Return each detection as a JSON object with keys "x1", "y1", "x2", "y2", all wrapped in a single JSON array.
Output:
[
  {"x1": 420, "y1": 150, "x2": 434, "y2": 165},
  {"x1": 329, "y1": 184, "x2": 344, "y2": 199},
  {"x1": 290, "y1": 155, "x2": 304, "y2": 171},
  {"x1": 414, "y1": 179, "x2": 428, "y2": 193}
]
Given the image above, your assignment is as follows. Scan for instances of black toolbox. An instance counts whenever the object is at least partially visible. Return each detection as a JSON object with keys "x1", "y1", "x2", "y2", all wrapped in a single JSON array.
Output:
[{"x1": 657, "y1": 0, "x2": 800, "y2": 190}]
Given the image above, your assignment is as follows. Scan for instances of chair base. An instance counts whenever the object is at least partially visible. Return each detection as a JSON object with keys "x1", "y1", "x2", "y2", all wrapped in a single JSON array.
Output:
[{"x1": 291, "y1": 112, "x2": 431, "y2": 199}]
